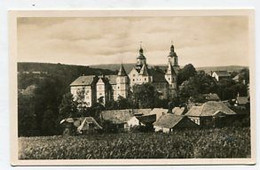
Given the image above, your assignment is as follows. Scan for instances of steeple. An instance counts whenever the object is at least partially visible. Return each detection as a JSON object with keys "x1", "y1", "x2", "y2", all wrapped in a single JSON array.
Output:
[
  {"x1": 136, "y1": 42, "x2": 147, "y2": 71},
  {"x1": 118, "y1": 64, "x2": 127, "y2": 76},
  {"x1": 168, "y1": 42, "x2": 179, "y2": 67}
]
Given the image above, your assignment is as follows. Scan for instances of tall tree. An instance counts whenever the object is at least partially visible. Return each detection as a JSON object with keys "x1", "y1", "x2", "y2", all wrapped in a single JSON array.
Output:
[
  {"x1": 177, "y1": 64, "x2": 197, "y2": 86},
  {"x1": 59, "y1": 92, "x2": 77, "y2": 120}
]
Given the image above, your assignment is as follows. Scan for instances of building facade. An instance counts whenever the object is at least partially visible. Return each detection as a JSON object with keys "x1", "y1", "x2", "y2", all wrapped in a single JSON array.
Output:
[{"x1": 70, "y1": 44, "x2": 180, "y2": 107}]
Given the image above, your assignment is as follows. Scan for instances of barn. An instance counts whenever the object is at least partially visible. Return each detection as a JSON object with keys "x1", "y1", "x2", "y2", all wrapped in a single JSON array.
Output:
[
  {"x1": 153, "y1": 114, "x2": 198, "y2": 133},
  {"x1": 185, "y1": 101, "x2": 237, "y2": 128}
]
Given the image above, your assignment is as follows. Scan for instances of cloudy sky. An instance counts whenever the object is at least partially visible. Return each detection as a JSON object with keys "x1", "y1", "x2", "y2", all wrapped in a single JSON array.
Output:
[{"x1": 17, "y1": 16, "x2": 249, "y2": 67}]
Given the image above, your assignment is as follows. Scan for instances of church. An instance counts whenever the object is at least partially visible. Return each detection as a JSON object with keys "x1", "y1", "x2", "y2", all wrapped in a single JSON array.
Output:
[{"x1": 70, "y1": 44, "x2": 180, "y2": 107}]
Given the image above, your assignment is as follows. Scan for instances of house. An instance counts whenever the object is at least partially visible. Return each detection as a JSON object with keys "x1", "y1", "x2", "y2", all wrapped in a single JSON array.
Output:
[
  {"x1": 148, "y1": 108, "x2": 168, "y2": 121},
  {"x1": 211, "y1": 71, "x2": 230, "y2": 81},
  {"x1": 235, "y1": 96, "x2": 249, "y2": 109},
  {"x1": 153, "y1": 114, "x2": 198, "y2": 133},
  {"x1": 202, "y1": 93, "x2": 220, "y2": 101},
  {"x1": 60, "y1": 117, "x2": 102, "y2": 135},
  {"x1": 185, "y1": 101, "x2": 237, "y2": 127}
]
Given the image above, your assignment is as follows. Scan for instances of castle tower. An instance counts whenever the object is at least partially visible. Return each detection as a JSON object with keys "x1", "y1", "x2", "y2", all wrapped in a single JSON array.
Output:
[
  {"x1": 165, "y1": 61, "x2": 177, "y2": 99},
  {"x1": 139, "y1": 63, "x2": 151, "y2": 83},
  {"x1": 116, "y1": 64, "x2": 129, "y2": 100},
  {"x1": 168, "y1": 43, "x2": 180, "y2": 73},
  {"x1": 136, "y1": 46, "x2": 146, "y2": 71}
]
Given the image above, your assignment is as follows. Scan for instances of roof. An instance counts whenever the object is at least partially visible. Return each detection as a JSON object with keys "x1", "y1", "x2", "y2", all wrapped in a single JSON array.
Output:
[
  {"x1": 136, "y1": 114, "x2": 156, "y2": 124},
  {"x1": 133, "y1": 109, "x2": 152, "y2": 115},
  {"x1": 203, "y1": 93, "x2": 220, "y2": 101},
  {"x1": 101, "y1": 109, "x2": 134, "y2": 124},
  {"x1": 213, "y1": 71, "x2": 230, "y2": 77},
  {"x1": 118, "y1": 64, "x2": 127, "y2": 76},
  {"x1": 165, "y1": 62, "x2": 176, "y2": 76},
  {"x1": 76, "y1": 117, "x2": 103, "y2": 130},
  {"x1": 105, "y1": 75, "x2": 117, "y2": 84},
  {"x1": 186, "y1": 101, "x2": 236, "y2": 117},
  {"x1": 153, "y1": 114, "x2": 184, "y2": 129},
  {"x1": 139, "y1": 64, "x2": 150, "y2": 76},
  {"x1": 233, "y1": 74, "x2": 240, "y2": 81},
  {"x1": 70, "y1": 75, "x2": 96, "y2": 86},
  {"x1": 172, "y1": 107, "x2": 186, "y2": 115},
  {"x1": 236, "y1": 96, "x2": 249, "y2": 105}
]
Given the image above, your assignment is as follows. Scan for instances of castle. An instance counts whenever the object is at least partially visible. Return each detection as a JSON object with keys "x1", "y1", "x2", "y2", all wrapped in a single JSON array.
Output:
[{"x1": 70, "y1": 44, "x2": 180, "y2": 107}]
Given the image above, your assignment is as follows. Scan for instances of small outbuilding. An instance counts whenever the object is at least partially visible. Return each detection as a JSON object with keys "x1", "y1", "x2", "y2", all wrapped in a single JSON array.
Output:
[
  {"x1": 185, "y1": 101, "x2": 237, "y2": 127},
  {"x1": 153, "y1": 114, "x2": 198, "y2": 133}
]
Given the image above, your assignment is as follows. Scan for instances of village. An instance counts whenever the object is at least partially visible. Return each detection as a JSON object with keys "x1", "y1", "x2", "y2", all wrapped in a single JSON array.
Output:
[{"x1": 59, "y1": 44, "x2": 250, "y2": 135}]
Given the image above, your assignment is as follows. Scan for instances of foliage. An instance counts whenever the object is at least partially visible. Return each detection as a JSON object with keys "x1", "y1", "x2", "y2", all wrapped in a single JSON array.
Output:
[
  {"x1": 177, "y1": 64, "x2": 197, "y2": 86},
  {"x1": 132, "y1": 83, "x2": 161, "y2": 109},
  {"x1": 179, "y1": 71, "x2": 217, "y2": 103},
  {"x1": 19, "y1": 127, "x2": 250, "y2": 159},
  {"x1": 59, "y1": 92, "x2": 77, "y2": 120}
]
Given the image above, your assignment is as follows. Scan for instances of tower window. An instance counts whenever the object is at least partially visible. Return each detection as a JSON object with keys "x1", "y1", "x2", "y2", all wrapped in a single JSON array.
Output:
[
  {"x1": 133, "y1": 74, "x2": 135, "y2": 77},
  {"x1": 144, "y1": 78, "x2": 146, "y2": 81},
  {"x1": 133, "y1": 79, "x2": 135, "y2": 81}
]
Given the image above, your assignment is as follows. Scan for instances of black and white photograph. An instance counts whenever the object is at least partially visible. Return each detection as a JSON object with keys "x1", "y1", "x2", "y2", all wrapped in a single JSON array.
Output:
[{"x1": 9, "y1": 10, "x2": 255, "y2": 165}]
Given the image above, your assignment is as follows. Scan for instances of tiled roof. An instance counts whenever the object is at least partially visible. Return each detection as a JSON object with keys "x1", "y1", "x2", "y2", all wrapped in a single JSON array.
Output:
[
  {"x1": 118, "y1": 64, "x2": 127, "y2": 76},
  {"x1": 101, "y1": 109, "x2": 134, "y2": 124},
  {"x1": 172, "y1": 107, "x2": 186, "y2": 115},
  {"x1": 70, "y1": 75, "x2": 96, "y2": 86},
  {"x1": 153, "y1": 114, "x2": 184, "y2": 129},
  {"x1": 186, "y1": 101, "x2": 236, "y2": 117}
]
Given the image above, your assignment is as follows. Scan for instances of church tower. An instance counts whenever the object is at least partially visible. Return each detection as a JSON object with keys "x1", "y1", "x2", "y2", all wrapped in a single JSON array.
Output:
[
  {"x1": 165, "y1": 60, "x2": 177, "y2": 99},
  {"x1": 135, "y1": 46, "x2": 146, "y2": 72},
  {"x1": 168, "y1": 43, "x2": 180, "y2": 73},
  {"x1": 116, "y1": 64, "x2": 129, "y2": 100}
]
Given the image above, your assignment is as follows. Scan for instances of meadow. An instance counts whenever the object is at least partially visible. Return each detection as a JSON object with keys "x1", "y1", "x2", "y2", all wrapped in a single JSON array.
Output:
[{"x1": 18, "y1": 127, "x2": 250, "y2": 159}]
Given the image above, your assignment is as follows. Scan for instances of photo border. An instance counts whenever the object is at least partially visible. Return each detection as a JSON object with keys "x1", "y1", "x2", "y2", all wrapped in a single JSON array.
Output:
[{"x1": 9, "y1": 9, "x2": 256, "y2": 166}]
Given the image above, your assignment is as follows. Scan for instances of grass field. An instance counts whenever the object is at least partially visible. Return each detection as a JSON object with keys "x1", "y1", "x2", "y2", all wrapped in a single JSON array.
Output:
[{"x1": 18, "y1": 127, "x2": 250, "y2": 159}]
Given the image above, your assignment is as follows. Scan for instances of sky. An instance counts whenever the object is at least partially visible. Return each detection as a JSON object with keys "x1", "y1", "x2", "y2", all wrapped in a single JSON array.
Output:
[{"x1": 17, "y1": 16, "x2": 249, "y2": 67}]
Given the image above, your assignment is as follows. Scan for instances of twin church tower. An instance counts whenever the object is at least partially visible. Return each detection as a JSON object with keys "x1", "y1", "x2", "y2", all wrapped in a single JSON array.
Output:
[{"x1": 70, "y1": 44, "x2": 180, "y2": 107}]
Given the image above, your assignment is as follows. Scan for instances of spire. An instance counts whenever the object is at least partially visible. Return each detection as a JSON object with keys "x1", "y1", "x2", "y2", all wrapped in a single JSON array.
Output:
[
  {"x1": 140, "y1": 63, "x2": 150, "y2": 76},
  {"x1": 166, "y1": 61, "x2": 176, "y2": 75},
  {"x1": 118, "y1": 64, "x2": 127, "y2": 76}
]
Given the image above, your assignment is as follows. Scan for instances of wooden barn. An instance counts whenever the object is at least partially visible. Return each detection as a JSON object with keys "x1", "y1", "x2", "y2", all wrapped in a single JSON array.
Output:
[
  {"x1": 153, "y1": 114, "x2": 198, "y2": 133},
  {"x1": 185, "y1": 101, "x2": 237, "y2": 128}
]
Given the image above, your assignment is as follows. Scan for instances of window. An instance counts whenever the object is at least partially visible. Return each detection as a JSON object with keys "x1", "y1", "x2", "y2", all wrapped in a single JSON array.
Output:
[
  {"x1": 133, "y1": 79, "x2": 135, "y2": 81},
  {"x1": 133, "y1": 74, "x2": 135, "y2": 77},
  {"x1": 99, "y1": 93, "x2": 102, "y2": 96},
  {"x1": 144, "y1": 78, "x2": 146, "y2": 81}
]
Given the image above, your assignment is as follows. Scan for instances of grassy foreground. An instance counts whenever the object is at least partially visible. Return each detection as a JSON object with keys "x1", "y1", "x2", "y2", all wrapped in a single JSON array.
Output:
[{"x1": 18, "y1": 127, "x2": 250, "y2": 159}]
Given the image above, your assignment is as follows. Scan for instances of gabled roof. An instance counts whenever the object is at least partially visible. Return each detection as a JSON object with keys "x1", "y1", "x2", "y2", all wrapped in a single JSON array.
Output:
[
  {"x1": 60, "y1": 117, "x2": 102, "y2": 130},
  {"x1": 70, "y1": 75, "x2": 97, "y2": 86},
  {"x1": 139, "y1": 64, "x2": 150, "y2": 76},
  {"x1": 165, "y1": 61, "x2": 176, "y2": 76},
  {"x1": 136, "y1": 114, "x2": 156, "y2": 124},
  {"x1": 153, "y1": 114, "x2": 184, "y2": 129},
  {"x1": 186, "y1": 101, "x2": 236, "y2": 117},
  {"x1": 101, "y1": 109, "x2": 134, "y2": 124},
  {"x1": 213, "y1": 71, "x2": 230, "y2": 77},
  {"x1": 236, "y1": 96, "x2": 249, "y2": 105},
  {"x1": 118, "y1": 64, "x2": 127, "y2": 76}
]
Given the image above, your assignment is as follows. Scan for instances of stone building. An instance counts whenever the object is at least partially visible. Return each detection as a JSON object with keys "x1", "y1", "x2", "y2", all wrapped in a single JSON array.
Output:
[{"x1": 70, "y1": 44, "x2": 180, "y2": 107}]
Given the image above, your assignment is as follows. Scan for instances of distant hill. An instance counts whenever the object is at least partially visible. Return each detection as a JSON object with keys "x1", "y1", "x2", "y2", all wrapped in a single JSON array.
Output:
[{"x1": 196, "y1": 65, "x2": 248, "y2": 74}]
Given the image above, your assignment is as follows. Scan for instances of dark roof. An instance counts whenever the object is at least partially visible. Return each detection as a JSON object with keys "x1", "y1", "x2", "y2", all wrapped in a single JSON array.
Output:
[
  {"x1": 213, "y1": 71, "x2": 230, "y2": 77},
  {"x1": 165, "y1": 62, "x2": 176, "y2": 76},
  {"x1": 118, "y1": 64, "x2": 127, "y2": 76},
  {"x1": 70, "y1": 75, "x2": 96, "y2": 86},
  {"x1": 236, "y1": 96, "x2": 249, "y2": 105},
  {"x1": 105, "y1": 75, "x2": 117, "y2": 84},
  {"x1": 139, "y1": 64, "x2": 150, "y2": 76},
  {"x1": 101, "y1": 109, "x2": 134, "y2": 124},
  {"x1": 186, "y1": 101, "x2": 236, "y2": 117},
  {"x1": 136, "y1": 114, "x2": 156, "y2": 124},
  {"x1": 153, "y1": 114, "x2": 184, "y2": 129}
]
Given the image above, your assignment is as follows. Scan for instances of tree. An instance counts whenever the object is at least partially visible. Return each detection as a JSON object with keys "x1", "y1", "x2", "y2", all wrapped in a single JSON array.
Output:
[
  {"x1": 179, "y1": 71, "x2": 217, "y2": 103},
  {"x1": 59, "y1": 92, "x2": 77, "y2": 120},
  {"x1": 132, "y1": 83, "x2": 160, "y2": 108},
  {"x1": 177, "y1": 64, "x2": 197, "y2": 86},
  {"x1": 18, "y1": 93, "x2": 37, "y2": 136},
  {"x1": 41, "y1": 107, "x2": 59, "y2": 135}
]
